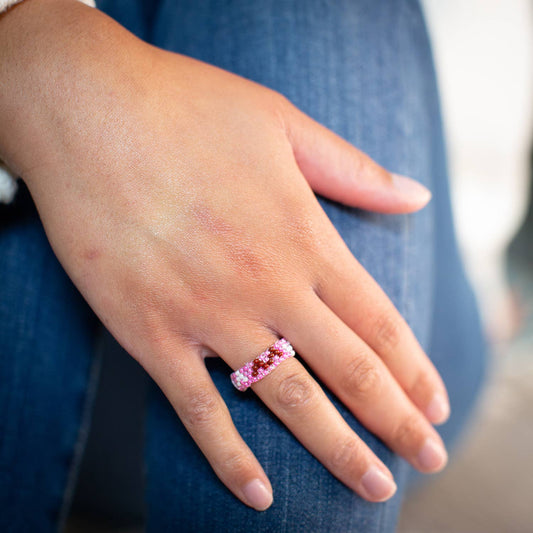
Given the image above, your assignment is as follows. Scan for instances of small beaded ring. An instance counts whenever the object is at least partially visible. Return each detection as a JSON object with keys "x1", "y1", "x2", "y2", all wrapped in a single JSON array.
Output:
[{"x1": 230, "y1": 338, "x2": 295, "y2": 392}]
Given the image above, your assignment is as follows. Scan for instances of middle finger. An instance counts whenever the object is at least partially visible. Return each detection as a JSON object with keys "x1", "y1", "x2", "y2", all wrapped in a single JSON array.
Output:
[{"x1": 276, "y1": 290, "x2": 448, "y2": 474}]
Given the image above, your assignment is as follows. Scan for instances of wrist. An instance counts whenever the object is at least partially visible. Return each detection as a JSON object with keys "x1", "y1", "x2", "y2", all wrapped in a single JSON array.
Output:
[{"x1": 0, "y1": 0, "x2": 141, "y2": 184}]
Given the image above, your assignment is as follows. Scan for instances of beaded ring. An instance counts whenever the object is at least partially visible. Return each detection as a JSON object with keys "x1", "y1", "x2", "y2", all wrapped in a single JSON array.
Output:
[{"x1": 230, "y1": 338, "x2": 295, "y2": 391}]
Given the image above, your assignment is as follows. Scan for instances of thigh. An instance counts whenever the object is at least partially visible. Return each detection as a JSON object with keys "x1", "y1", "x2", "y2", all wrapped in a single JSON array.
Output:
[
  {"x1": 0, "y1": 184, "x2": 100, "y2": 532},
  {"x1": 97, "y1": 0, "x2": 486, "y2": 530},
  {"x1": 423, "y1": 117, "x2": 489, "y2": 458}
]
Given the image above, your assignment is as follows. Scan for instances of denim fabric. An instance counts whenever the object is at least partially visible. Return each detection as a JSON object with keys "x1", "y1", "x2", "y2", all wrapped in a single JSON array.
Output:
[
  {"x1": 0, "y1": 186, "x2": 101, "y2": 532},
  {"x1": 0, "y1": 0, "x2": 487, "y2": 531}
]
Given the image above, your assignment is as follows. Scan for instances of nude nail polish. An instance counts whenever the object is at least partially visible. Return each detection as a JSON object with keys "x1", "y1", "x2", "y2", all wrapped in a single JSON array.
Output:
[
  {"x1": 417, "y1": 438, "x2": 448, "y2": 472},
  {"x1": 243, "y1": 479, "x2": 273, "y2": 511},
  {"x1": 391, "y1": 173, "x2": 432, "y2": 204},
  {"x1": 361, "y1": 466, "x2": 397, "y2": 501},
  {"x1": 426, "y1": 392, "x2": 451, "y2": 425}
]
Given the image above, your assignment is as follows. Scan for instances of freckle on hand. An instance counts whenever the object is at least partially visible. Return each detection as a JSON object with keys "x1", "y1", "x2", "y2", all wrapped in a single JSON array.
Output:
[{"x1": 84, "y1": 248, "x2": 101, "y2": 261}]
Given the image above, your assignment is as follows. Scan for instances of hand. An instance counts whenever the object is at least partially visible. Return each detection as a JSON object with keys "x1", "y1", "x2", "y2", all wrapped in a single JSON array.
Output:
[{"x1": 0, "y1": 0, "x2": 448, "y2": 511}]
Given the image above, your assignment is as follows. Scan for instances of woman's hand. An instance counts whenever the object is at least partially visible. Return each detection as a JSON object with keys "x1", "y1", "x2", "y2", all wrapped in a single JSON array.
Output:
[{"x1": 0, "y1": 0, "x2": 449, "y2": 511}]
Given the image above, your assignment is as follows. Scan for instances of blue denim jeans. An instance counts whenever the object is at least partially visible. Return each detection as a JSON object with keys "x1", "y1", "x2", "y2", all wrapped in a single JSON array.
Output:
[{"x1": 0, "y1": 0, "x2": 487, "y2": 531}]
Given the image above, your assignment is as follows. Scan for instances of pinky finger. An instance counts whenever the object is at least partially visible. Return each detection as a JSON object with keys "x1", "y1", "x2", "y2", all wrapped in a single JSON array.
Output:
[{"x1": 144, "y1": 342, "x2": 273, "y2": 511}]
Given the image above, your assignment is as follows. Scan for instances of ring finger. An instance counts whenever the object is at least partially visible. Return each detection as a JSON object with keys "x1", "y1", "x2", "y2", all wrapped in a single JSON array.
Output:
[{"x1": 217, "y1": 324, "x2": 398, "y2": 502}]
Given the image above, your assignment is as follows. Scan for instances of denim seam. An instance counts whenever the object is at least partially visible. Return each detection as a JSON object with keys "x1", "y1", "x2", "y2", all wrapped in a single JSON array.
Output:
[{"x1": 57, "y1": 326, "x2": 104, "y2": 532}]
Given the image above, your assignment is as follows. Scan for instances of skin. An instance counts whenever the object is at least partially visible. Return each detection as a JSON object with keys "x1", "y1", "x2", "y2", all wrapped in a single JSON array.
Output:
[{"x1": 0, "y1": 0, "x2": 450, "y2": 511}]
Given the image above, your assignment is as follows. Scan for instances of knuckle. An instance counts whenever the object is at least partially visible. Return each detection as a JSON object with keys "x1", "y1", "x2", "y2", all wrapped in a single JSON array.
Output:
[
  {"x1": 408, "y1": 369, "x2": 433, "y2": 398},
  {"x1": 329, "y1": 437, "x2": 361, "y2": 472},
  {"x1": 273, "y1": 90, "x2": 293, "y2": 113},
  {"x1": 266, "y1": 90, "x2": 293, "y2": 135},
  {"x1": 281, "y1": 210, "x2": 323, "y2": 259},
  {"x1": 182, "y1": 389, "x2": 220, "y2": 428},
  {"x1": 343, "y1": 355, "x2": 382, "y2": 398},
  {"x1": 394, "y1": 413, "x2": 425, "y2": 449},
  {"x1": 271, "y1": 89, "x2": 294, "y2": 119},
  {"x1": 276, "y1": 372, "x2": 317, "y2": 411},
  {"x1": 220, "y1": 450, "x2": 253, "y2": 477},
  {"x1": 351, "y1": 153, "x2": 365, "y2": 181},
  {"x1": 373, "y1": 313, "x2": 402, "y2": 351}
]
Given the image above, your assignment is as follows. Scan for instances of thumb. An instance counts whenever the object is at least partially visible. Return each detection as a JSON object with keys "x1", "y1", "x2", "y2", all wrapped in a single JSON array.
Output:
[{"x1": 282, "y1": 100, "x2": 431, "y2": 214}]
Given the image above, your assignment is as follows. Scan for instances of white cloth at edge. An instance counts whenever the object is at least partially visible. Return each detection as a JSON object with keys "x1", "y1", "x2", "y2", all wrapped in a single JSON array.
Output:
[{"x1": 0, "y1": 0, "x2": 95, "y2": 14}]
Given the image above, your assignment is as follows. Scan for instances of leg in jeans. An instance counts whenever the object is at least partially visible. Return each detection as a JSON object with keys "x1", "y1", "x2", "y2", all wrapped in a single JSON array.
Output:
[
  {"x1": 0, "y1": 184, "x2": 101, "y2": 533},
  {"x1": 0, "y1": 1, "x2": 488, "y2": 531},
  {"x1": 122, "y1": 0, "x2": 489, "y2": 531}
]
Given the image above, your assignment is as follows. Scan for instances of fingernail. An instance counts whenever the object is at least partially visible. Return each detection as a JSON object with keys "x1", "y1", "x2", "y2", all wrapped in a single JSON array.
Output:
[
  {"x1": 391, "y1": 173, "x2": 432, "y2": 204},
  {"x1": 243, "y1": 479, "x2": 273, "y2": 511},
  {"x1": 361, "y1": 465, "x2": 397, "y2": 501},
  {"x1": 426, "y1": 392, "x2": 451, "y2": 425},
  {"x1": 417, "y1": 438, "x2": 448, "y2": 472}
]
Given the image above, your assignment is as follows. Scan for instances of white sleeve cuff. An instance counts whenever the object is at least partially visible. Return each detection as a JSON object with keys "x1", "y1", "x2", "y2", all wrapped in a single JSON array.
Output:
[
  {"x1": 0, "y1": 165, "x2": 18, "y2": 204},
  {"x1": 0, "y1": 0, "x2": 96, "y2": 203},
  {"x1": 0, "y1": 0, "x2": 95, "y2": 13}
]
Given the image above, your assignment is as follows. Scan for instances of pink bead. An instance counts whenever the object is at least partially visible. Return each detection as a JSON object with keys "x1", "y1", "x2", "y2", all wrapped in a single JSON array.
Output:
[{"x1": 230, "y1": 338, "x2": 296, "y2": 391}]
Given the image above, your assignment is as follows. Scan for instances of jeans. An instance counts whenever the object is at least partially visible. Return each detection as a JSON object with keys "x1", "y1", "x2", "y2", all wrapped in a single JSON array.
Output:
[{"x1": 0, "y1": 0, "x2": 488, "y2": 531}]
